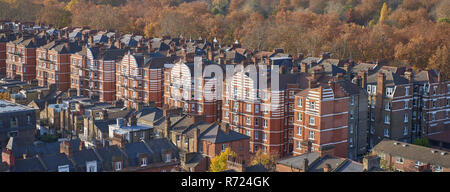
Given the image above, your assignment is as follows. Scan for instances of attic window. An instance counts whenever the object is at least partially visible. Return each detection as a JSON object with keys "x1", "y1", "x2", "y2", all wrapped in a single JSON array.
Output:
[
  {"x1": 165, "y1": 154, "x2": 171, "y2": 163},
  {"x1": 141, "y1": 157, "x2": 147, "y2": 167},
  {"x1": 386, "y1": 88, "x2": 394, "y2": 97},
  {"x1": 115, "y1": 161, "x2": 122, "y2": 171}
]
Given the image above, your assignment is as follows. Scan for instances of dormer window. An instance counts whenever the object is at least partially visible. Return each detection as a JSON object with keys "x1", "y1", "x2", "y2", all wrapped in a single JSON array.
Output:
[
  {"x1": 165, "y1": 154, "x2": 171, "y2": 163},
  {"x1": 115, "y1": 161, "x2": 122, "y2": 171},
  {"x1": 386, "y1": 88, "x2": 394, "y2": 97},
  {"x1": 141, "y1": 157, "x2": 147, "y2": 167}
]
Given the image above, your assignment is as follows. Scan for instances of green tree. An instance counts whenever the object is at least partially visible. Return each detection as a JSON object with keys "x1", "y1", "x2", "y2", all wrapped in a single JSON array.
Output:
[
  {"x1": 413, "y1": 138, "x2": 430, "y2": 147},
  {"x1": 209, "y1": 148, "x2": 237, "y2": 172}
]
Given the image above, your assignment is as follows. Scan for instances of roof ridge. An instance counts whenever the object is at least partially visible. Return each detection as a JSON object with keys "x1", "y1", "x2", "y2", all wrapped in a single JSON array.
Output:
[{"x1": 35, "y1": 154, "x2": 48, "y2": 172}]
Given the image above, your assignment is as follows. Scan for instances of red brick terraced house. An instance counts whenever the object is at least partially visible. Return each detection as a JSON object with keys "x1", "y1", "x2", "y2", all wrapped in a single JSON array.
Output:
[
  {"x1": 372, "y1": 139, "x2": 450, "y2": 172},
  {"x1": 293, "y1": 77, "x2": 368, "y2": 160},
  {"x1": 6, "y1": 36, "x2": 46, "y2": 82},
  {"x1": 70, "y1": 45, "x2": 125, "y2": 102},
  {"x1": 36, "y1": 40, "x2": 82, "y2": 91},
  {"x1": 198, "y1": 122, "x2": 251, "y2": 164},
  {"x1": 164, "y1": 57, "x2": 221, "y2": 123},
  {"x1": 116, "y1": 52, "x2": 179, "y2": 108}
]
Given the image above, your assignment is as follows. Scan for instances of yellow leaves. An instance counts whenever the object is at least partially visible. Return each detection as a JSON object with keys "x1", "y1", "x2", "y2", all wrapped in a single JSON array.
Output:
[
  {"x1": 144, "y1": 22, "x2": 158, "y2": 38},
  {"x1": 428, "y1": 45, "x2": 449, "y2": 77},
  {"x1": 378, "y1": 2, "x2": 388, "y2": 24},
  {"x1": 209, "y1": 147, "x2": 237, "y2": 172},
  {"x1": 250, "y1": 149, "x2": 276, "y2": 171},
  {"x1": 64, "y1": 0, "x2": 81, "y2": 12},
  {"x1": 0, "y1": 92, "x2": 10, "y2": 100}
]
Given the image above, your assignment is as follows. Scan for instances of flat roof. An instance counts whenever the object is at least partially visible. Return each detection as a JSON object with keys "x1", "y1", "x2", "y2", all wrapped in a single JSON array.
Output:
[
  {"x1": 110, "y1": 123, "x2": 153, "y2": 134},
  {"x1": 0, "y1": 99, "x2": 35, "y2": 113}
]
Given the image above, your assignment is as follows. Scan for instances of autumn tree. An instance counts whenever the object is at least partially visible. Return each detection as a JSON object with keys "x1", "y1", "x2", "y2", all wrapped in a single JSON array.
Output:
[
  {"x1": 251, "y1": 149, "x2": 276, "y2": 172},
  {"x1": 428, "y1": 45, "x2": 449, "y2": 78},
  {"x1": 37, "y1": 0, "x2": 71, "y2": 28},
  {"x1": 0, "y1": 92, "x2": 10, "y2": 100},
  {"x1": 394, "y1": 35, "x2": 433, "y2": 70},
  {"x1": 378, "y1": 2, "x2": 388, "y2": 24},
  {"x1": 209, "y1": 148, "x2": 237, "y2": 172}
]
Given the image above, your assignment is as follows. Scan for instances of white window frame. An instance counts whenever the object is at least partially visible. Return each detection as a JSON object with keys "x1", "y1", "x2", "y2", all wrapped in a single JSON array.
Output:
[
  {"x1": 297, "y1": 112, "x2": 302, "y2": 121},
  {"x1": 246, "y1": 117, "x2": 251, "y2": 125},
  {"x1": 309, "y1": 116, "x2": 315, "y2": 126},
  {"x1": 309, "y1": 131, "x2": 315, "y2": 140},
  {"x1": 246, "y1": 104, "x2": 251, "y2": 112},
  {"x1": 296, "y1": 126, "x2": 302, "y2": 136},
  {"x1": 115, "y1": 161, "x2": 122, "y2": 171},
  {"x1": 297, "y1": 98, "x2": 302, "y2": 107}
]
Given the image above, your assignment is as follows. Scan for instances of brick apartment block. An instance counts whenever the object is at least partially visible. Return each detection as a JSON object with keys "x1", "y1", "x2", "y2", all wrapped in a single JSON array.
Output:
[
  {"x1": 6, "y1": 35, "x2": 46, "y2": 82},
  {"x1": 36, "y1": 40, "x2": 82, "y2": 91},
  {"x1": 293, "y1": 75, "x2": 368, "y2": 159},
  {"x1": 116, "y1": 52, "x2": 179, "y2": 108},
  {"x1": 164, "y1": 57, "x2": 221, "y2": 123},
  {"x1": 70, "y1": 45, "x2": 125, "y2": 102}
]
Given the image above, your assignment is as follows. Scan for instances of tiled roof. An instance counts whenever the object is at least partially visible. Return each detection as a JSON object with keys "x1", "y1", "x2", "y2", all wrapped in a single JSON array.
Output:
[
  {"x1": 372, "y1": 139, "x2": 450, "y2": 168},
  {"x1": 277, "y1": 153, "x2": 320, "y2": 170},
  {"x1": 200, "y1": 123, "x2": 250, "y2": 144}
]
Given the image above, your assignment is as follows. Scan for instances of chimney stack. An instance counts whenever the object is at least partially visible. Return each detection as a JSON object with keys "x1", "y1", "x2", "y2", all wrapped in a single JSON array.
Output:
[
  {"x1": 79, "y1": 141, "x2": 86, "y2": 151},
  {"x1": 60, "y1": 141, "x2": 73, "y2": 157},
  {"x1": 207, "y1": 47, "x2": 214, "y2": 61},
  {"x1": 163, "y1": 105, "x2": 171, "y2": 138},
  {"x1": 88, "y1": 35, "x2": 94, "y2": 45},
  {"x1": 323, "y1": 164, "x2": 332, "y2": 172},
  {"x1": 377, "y1": 72, "x2": 386, "y2": 96},
  {"x1": 112, "y1": 133, "x2": 126, "y2": 148},
  {"x1": 303, "y1": 158, "x2": 309, "y2": 172},
  {"x1": 148, "y1": 40, "x2": 153, "y2": 52},
  {"x1": 2, "y1": 149, "x2": 15, "y2": 168},
  {"x1": 297, "y1": 53, "x2": 304, "y2": 62},
  {"x1": 193, "y1": 128, "x2": 199, "y2": 152},
  {"x1": 405, "y1": 70, "x2": 414, "y2": 83},
  {"x1": 300, "y1": 63, "x2": 308, "y2": 73},
  {"x1": 438, "y1": 72, "x2": 444, "y2": 83},
  {"x1": 363, "y1": 155, "x2": 380, "y2": 171},
  {"x1": 221, "y1": 122, "x2": 230, "y2": 134},
  {"x1": 358, "y1": 71, "x2": 367, "y2": 89},
  {"x1": 2, "y1": 138, "x2": 15, "y2": 168}
]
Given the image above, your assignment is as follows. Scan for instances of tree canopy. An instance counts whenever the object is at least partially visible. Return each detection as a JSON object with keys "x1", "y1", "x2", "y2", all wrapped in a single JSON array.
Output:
[
  {"x1": 0, "y1": 0, "x2": 448, "y2": 74},
  {"x1": 209, "y1": 148, "x2": 237, "y2": 172}
]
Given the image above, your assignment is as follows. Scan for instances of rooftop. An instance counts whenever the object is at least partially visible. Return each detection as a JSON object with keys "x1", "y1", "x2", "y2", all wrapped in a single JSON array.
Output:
[
  {"x1": 0, "y1": 99, "x2": 35, "y2": 113},
  {"x1": 372, "y1": 139, "x2": 450, "y2": 168}
]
